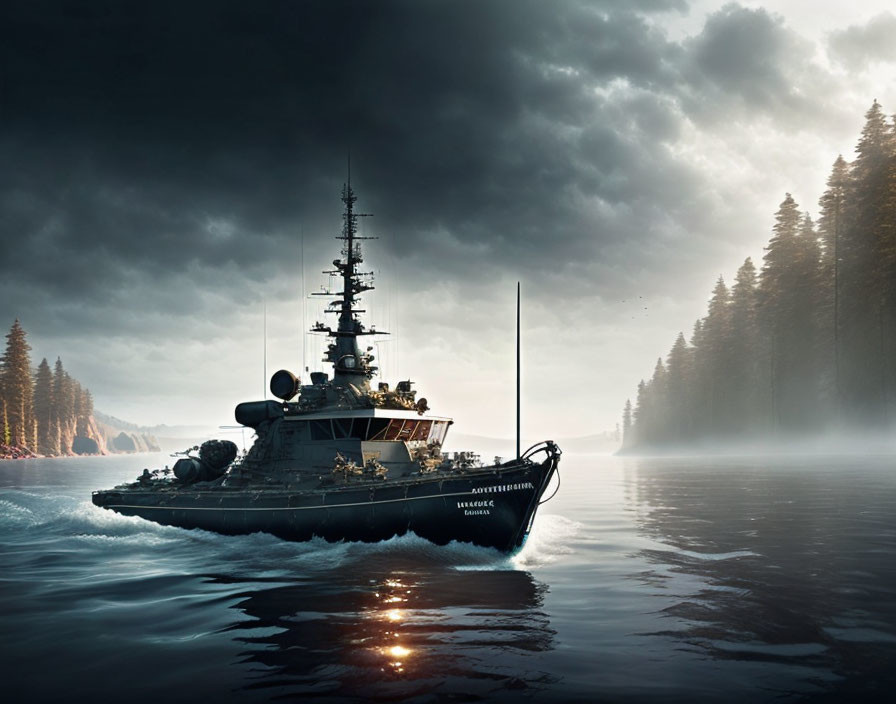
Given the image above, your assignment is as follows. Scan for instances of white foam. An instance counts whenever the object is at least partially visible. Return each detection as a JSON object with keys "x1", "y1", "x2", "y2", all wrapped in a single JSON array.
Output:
[
  {"x1": 512, "y1": 513, "x2": 582, "y2": 568},
  {"x1": 64, "y1": 501, "x2": 184, "y2": 536},
  {"x1": 2, "y1": 490, "x2": 577, "y2": 577},
  {"x1": 0, "y1": 498, "x2": 39, "y2": 527}
]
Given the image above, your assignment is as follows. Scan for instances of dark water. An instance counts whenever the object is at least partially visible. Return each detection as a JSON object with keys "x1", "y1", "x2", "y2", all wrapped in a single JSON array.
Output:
[{"x1": 2, "y1": 453, "x2": 895, "y2": 702}]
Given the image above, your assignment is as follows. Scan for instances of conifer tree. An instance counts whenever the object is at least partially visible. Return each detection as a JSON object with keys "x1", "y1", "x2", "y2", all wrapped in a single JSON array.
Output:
[
  {"x1": 61, "y1": 372, "x2": 75, "y2": 441},
  {"x1": 760, "y1": 194, "x2": 804, "y2": 431},
  {"x1": 796, "y1": 214, "x2": 825, "y2": 423},
  {"x1": 729, "y1": 258, "x2": 761, "y2": 432},
  {"x1": 78, "y1": 387, "x2": 95, "y2": 436},
  {"x1": 633, "y1": 380, "x2": 648, "y2": 447},
  {"x1": 665, "y1": 332, "x2": 692, "y2": 443},
  {"x1": 818, "y1": 155, "x2": 850, "y2": 411},
  {"x1": 686, "y1": 319, "x2": 707, "y2": 437},
  {"x1": 649, "y1": 358, "x2": 669, "y2": 444},
  {"x1": 702, "y1": 276, "x2": 733, "y2": 435},
  {"x1": 885, "y1": 115, "x2": 896, "y2": 423},
  {"x1": 83, "y1": 388, "x2": 94, "y2": 418},
  {"x1": 841, "y1": 101, "x2": 894, "y2": 424},
  {"x1": 52, "y1": 358, "x2": 68, "y2": 454},
  {"x1": 33, "y1": 358, "x2": 57, "y2": 456},
  {"x1": 690, "y1": 319, "x2": 703, "y2": 348},
  {"x1": 0, "y1": 320, "x2": 34, "y2": 449},
  {"x1": 761, "y1": 194, "x2": 802, "y2": 299},
  {"x1": 621, "y1": 399, "x2": 633, "y2": 449},
  {"x1": 72, "y1": 381, "x2": 85, "y2": 435}
]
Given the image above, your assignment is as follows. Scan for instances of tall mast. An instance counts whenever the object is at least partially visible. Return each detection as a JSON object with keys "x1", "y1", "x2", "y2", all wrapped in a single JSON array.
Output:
[
  {"x1": 263, "y1": 298, "x2": 267, "y2": 398},
  {"x1": 516, "y1": 281, "x2": 521, "y2": 460},
  {"x1": 309, "y1": 169, "x2": 386, "y2": 388}
]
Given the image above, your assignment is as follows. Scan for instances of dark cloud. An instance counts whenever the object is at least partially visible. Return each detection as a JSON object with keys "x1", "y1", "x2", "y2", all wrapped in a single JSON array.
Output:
[
  {"x1": 0, "y1": 0, "x2": 874, "y2": 430},
  {"x1": 828, "y1": 12, "x2": 896, "y2": 70},
  {"x1": 0, "y1": 1, "x2": 697, "y2": 317},
  {"x1": 676, "y1": 4, "x2": 819, "y2": 125}
]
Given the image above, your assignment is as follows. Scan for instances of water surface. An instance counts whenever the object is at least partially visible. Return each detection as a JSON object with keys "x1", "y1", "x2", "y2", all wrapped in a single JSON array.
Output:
[{"x1": 2, "y1": 453, "x2": 895, "y2": 701}]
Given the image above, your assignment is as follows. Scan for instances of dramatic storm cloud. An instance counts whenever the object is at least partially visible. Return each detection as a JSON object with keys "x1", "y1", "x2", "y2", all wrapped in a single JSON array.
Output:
[{"x1": 1, "y1": 0, "x2": 895, "y2": 439}]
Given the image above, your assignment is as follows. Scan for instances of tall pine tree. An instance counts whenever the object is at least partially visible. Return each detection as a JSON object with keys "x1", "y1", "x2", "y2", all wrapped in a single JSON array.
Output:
[
  {"x1": 0, "y1": 320, "x2": 34, "y2": 449},
  {"x1": 841, "y1": 100, "x2": 893, "y2": 424},
  {"x1": 649, "y1": 358, "x2": 669, "y2": 445},
  {"x1": 818, "y1": 155, "x2": 850, "y2": 413},
  {"x1": 633, "y1": 380, "x2": 648, "y2": 448},
  {"x1": 665, "y1": 332, "x2": 692, "y2": 443},
  {"x1": 33, "y1": 358, "x2": 58, "y2": 456},
  {"x1": 760, "y1": 194, "x2": 807, "y2": 431},
  {"x1": 52, "y1": 358, "x2": 69, "y2": 454},
  {"x1": 621, "y1": 399, "x2": 633, "y2": 450},
  {"x1": 701, "y1": 276, "x2": 733, "y2": 436},
  {"x1": 729, "y1": 258, "x2": 762, "y2": 433}
]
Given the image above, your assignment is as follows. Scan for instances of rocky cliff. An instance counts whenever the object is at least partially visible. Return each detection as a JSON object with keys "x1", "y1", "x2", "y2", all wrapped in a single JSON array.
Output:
[{"x1": 94, "y1": 421, "x2": 161, "y2": 454}]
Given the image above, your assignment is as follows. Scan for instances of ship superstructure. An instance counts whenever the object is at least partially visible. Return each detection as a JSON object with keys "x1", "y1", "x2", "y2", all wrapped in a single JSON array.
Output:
[{"x1": 229, "y1": 177, "x2": 452, "y2": 484}]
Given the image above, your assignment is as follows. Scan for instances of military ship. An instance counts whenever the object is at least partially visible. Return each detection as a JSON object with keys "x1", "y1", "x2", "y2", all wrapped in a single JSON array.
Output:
[{"x1": 92, "y1": 179, "x2": 560, "y2": 552}]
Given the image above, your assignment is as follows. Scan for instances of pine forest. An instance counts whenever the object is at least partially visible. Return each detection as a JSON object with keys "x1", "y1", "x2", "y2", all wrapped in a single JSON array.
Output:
[
  {"x1": 622, "y1": 101, "x2": 896, "y2": 451},
  {"x1": 0, "y1": 319, "x2": 105, "y2": 458}
]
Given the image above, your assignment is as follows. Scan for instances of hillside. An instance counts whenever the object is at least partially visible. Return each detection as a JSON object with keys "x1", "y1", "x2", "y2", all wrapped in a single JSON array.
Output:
[{"x1": 93, "y1": 411, "x2": 161, "y2": 454}]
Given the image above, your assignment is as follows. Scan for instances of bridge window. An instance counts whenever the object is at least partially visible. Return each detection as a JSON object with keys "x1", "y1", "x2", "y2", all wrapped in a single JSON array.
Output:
[
  {"x1": 428, "y1": 421, "x2": 448, "y2": 445},
  {"x1": 368, "y1": 418, "x2": 390, "y2": 440},
  {"x1": 411, "y1": 420, "x2": 432, "y2": 441},
  {"x1": 332, "y1": 418, "x2": 352, "y2": 438},
  {"x1": 310, "y1": 420, "x2": 333, "y2": 441},
  {"x1": 384, "y1": 420, "x2": 404, "y2": 441},
  {"x1": 364, "y1": 418, "x2": 440, "y2": 442},
  {"x1": 350, "y1": 418, "x2": 370, "y2": 439}
]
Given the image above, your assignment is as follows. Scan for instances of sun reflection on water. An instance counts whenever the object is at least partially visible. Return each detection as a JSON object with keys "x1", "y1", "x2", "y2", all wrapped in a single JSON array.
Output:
[{"x1": 369, "y1": 575, "x2": 417, "y2": 675}]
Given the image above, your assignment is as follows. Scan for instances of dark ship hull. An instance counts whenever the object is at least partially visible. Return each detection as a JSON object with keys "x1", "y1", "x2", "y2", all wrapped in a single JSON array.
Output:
[{"x1": 93, "y1": 444, "x2": 559, "y2": 552}]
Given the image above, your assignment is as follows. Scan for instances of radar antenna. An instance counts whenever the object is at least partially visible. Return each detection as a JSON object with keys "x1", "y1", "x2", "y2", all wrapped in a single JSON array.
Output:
[{"x1": 308, "y1": 166, "x2": 388, "y2": 388}]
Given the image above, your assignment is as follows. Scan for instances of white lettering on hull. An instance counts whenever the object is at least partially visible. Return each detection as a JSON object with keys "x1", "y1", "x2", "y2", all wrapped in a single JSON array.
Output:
[
  {"x1": 457, "y1": 500, "x2": 495, "y2": 509},
  {"x1": 471, "y1": 482, "x2": 534, "y2": 495}
]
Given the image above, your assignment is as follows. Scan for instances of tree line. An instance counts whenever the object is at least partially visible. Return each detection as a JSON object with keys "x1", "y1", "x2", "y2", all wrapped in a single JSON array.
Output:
[
  {"x1": 622, "y1": 101, "x2": 896, "y2": 450},
  {"x1": 1, "y1": 319, "x2": 97, "y2": 457}
]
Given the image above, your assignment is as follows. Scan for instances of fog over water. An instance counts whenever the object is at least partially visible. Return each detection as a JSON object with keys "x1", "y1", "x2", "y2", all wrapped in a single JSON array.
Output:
[
  {"x1": 618, "y1": 432, "x2": 896, "y2": 458},
  {"x1": 2, "y1": 452, "x2": 895, "y2": 702}
]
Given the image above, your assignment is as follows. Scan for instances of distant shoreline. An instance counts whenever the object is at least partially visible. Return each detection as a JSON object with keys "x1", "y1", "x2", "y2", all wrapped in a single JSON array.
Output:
[{"x1": 0, "y1": 447, "x2": 166, "y2": 461}]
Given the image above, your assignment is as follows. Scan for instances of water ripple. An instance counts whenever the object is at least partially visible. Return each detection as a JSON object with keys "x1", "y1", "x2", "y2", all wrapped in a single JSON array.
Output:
[{"x1": 3, "y1": 453, "x2": 896, "y2": 702}]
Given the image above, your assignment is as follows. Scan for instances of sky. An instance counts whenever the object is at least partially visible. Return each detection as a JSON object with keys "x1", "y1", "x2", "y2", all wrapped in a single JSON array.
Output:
[{"x1": 2, "y1": 0, "x2": 895, "y2": 441}]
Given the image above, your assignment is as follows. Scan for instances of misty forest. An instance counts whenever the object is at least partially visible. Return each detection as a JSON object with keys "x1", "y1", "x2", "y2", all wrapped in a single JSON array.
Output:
[{"x1": 622, "y1": 101, "x2": 896, "y2": 451}]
